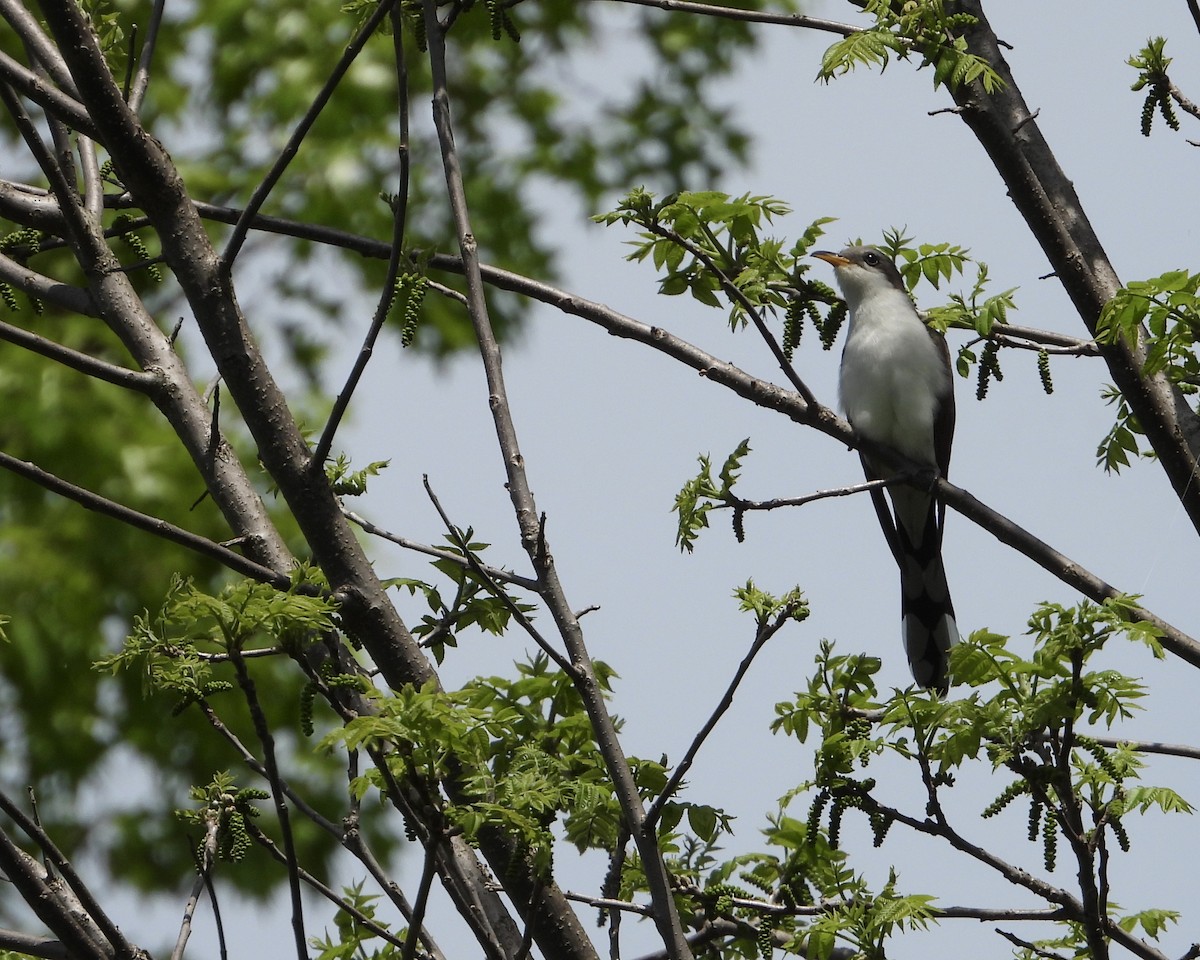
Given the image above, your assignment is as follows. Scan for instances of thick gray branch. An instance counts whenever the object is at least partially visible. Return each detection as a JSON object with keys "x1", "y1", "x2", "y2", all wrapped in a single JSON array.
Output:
[{"x1": 951, "y1": 1, "x2": 1200, "y2": 533}]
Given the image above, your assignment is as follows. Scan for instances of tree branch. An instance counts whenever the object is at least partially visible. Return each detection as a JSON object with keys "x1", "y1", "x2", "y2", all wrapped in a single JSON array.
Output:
[
  {"x1": 939, "y1": 476, "x2": 1200, "y2": 666},
  {"x1": 170, "y1": 814, "x2": 219, "y2": 960},
  {"x1": 645, "y1": 600, "x2": 799, "y2": 829},
  {"x1": 0, "y1": 48, "x2": 97, "y2": 137},
  {"x1": 343, "y1": 507, "x2": 542, "y2": 590},
  {"x1": 0, "y1": 928, "x2": 70, "y2": 960},
  {"x1": 952, "y1": 2, "x2": 1200, "y2": 534},
  {"x1": 228, "y1": 648, "x2": 308, "y2": 960},
  {"x1": 0, "y1": 450, "x2": 293, "y2": 587},
  {"x1": 0, "y1": 0, "x2": 78, "y2": 95},
  {"x1": 221, "y1": 0, "x2": 398, "y2": 268},
  {"x1": 312, "y1": 1, "x2": 411, "y2": 469},
  {"x1": 0, "y1": 793, "x2": 136, "y2": 959},
  {"x1": 595, "y1": 0, "x2": 858, "y2": 34},
  {"x1": 0, "y1": 315, "x2": 157, "y2": 390},
  {"x1": 127, "y1": 0, "x2": 166, "y2": 113}
]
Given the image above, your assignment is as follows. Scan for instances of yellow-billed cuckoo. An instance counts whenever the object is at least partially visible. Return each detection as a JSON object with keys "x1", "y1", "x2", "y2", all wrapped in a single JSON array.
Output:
[{"x1": 812, "y1": 246, "x2": 959, "y2": 693}]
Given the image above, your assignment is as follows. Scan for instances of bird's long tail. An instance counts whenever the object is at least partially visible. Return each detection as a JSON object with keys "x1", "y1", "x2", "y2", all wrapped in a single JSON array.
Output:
[{"x1": 889, "y1": 486, "x2": 959, "y2": 694}]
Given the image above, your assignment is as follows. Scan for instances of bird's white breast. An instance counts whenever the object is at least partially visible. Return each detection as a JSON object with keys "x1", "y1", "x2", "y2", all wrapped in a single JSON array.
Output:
[{"x1": 838, "y1": 285, "x2": 950, "y2": 467}]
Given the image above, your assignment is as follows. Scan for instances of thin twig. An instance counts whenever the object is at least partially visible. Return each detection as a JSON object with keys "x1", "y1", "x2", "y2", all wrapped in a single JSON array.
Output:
[
  {"x1": 402, "y1": 840, "x2": 440, "y2": 960},
  {"x1": 228, "y1": 649, "x2": 308, "y2": 960},
  {"x1": 939, "y1": 476, "x2": 1200, "y2": 667},
  {"x1": 1087, "y1": 736, "x2": 1200, "y2": 761},
  {"x1": 0, "y1": 315, "x2": 154, "y2": 390},
  {"x1": 196, "y1": 701, "x2": 343, "y2": 836},
  {"x1": 128, "y1": 0, "x2": 167, "y2": 112},
  {"x1": 242, "y1": 821, "x2": 411, "y2": 953},
  {"x1": 594, "y1": 0, "x2": 857, "y2": 34},
  {"x1": 0, "y1": 50, "x2": 97, "y2": 137},
  {"x1": 724, "y1": 476, "x2": 902, "y2": 512},
  {"x1": 645, "y1": 600, "x2": 801, "y2": 829},
  {"x1": 342, "y1": 826, "x2": 449, "y2": 960},
  {"x1": 1168, "y1": 80, "x2": 1200, "y2": 123},
  {"x1": 0, "y1": 0, "x2": 78, "y2": 95},
  {"x1": 0, "y1": 451, "x2": 293, "y2": 588},
  {"x1": 171, "y1": 815, "x2": 220, "y2": 960},
  {"x1": 564, "y1": 891, "x2": 652, "y2": 917},
  {"x1": 422, "y1": 476, "x2": 574, "y2": 675},
  {"x1": 222, "y1": 0, "x2": 398, "y2": 268},
  {"x1": 988, "y1": 320, "x2": 1100, "y2": 356},
  {"x1": 995, "y1": 929, "x2": 1070, "y2": 960},
  {"x1": 311, "y1": 1, "x2": 411, "y2": 469},
  {"x1": 343, "y1": 507, "x2": 541, "y2": 590},
  {"x1": 643, "y1": 220, "x2": 819, "y2": 408}
]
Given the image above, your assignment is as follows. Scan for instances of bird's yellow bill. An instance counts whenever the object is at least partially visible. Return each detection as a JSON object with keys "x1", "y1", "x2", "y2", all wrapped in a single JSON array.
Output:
[{"x1": 812, "y1": 251, "x2": 852, "y2": 267}]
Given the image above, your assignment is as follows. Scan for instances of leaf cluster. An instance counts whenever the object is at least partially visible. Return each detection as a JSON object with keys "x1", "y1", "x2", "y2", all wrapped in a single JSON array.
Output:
[
  {"x1": 1097, "y1": 267, "x2": 1200, "y2": 469},
  {"x1": 673, "y1": 439, "x2": 752, "y2": 552},
  {"x1": 596, "y1": 190, "x2": 814, "y2": 326},
  {"x1": 818, "y1": 0, "x2": 1003, "y2": 93},
  {"x1": 96, "y1": 574, "x2": 338, "y2": 704},
  {"x1": 326, "y1": 654, "x2": 727, "y2": 879},
  {"x1": 1099, "y1": 268, "x2": 1200, "y2": 386},
  {"x1": 762, "y1": 599, "x2": 1189, "y2": 956},
  {"x1": 176, "y1": 770, "x2": 271, "y2": 863},
  {"x1": 385, "y1": 529, "x2": 535, "y2": 664},
  {"x1": 1129, "y1": 37, "x2": 1181, "y2": 136},
  {"x1": 309, "y1": 881, "x2": 402, "y2": 960},
  {"x1": 326, "y1": 455, "x2": 391, "y2": 497}
]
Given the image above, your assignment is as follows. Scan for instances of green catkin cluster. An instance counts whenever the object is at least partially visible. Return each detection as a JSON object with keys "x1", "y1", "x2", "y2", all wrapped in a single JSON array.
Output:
[
  {"x1": 708, "y1": 883, "x2": 739, "y2": 915},
  {"x1": 1037, "y1": 347, "x2": 1054, "y2": 394},
  {"x1": 806, "y1": 789, "x2": 829, "y2": 840},
  {"x1": 780, "y1": 872, "x2": 813, "y2": 907},
  {"x1": 1027, "y1": 795, "x2": 1042, "y2": 842},
  {"x1": 112, "y1": 214, "x2": 162, "y2": 282},
  {"x1": 1042, "y1": 805, "x2": 1057, "y2": 871},
  {"x1": 756, "y1": 921, "x2": 774, "y2": 960},
  {"x1": 1111, "y1": 814, "x2": 1131, "y2": 853},
  {"x1": 869, "y1": 809, "x2": 893, "y2": 847},
  {"x1": 976, "y1": 339, "x2": 1003, "y2": 400},
  {"x1": 1141, "y1": 85, "x2": 1180, "y2": 136},
  {"x1": 221, "y1": 809, "x2": 252, "y2": 861},
  {"x1": 0, "y1": 228, "x2": 45, "y2": 313},
  {"x1": 818, "y1": 300, "x2": 847, "y2": 350},
  {"x1": 982, "y1": 779, "x2": 1030, "y2": 818},
  {"x1": 827, "y1": 800, "x2": 844, "y2": 849},
  {"x1": 170, "y1": 680, "x2": 233, "y2": 717},
  {"x1": 402, "y1": 1, "x2": 427, "y2": 51},
  {"x1": 482, "y1": 0, "x2": 520, "y2": 41},
  {"x1": 299, "y1": 679, "x2": 316, "y2": 737},
  {"x1": 392, "y1": 272, "x2": 429, "y2": 347},
  {"x1": 782, "y1": 298, "x2": 804, "y2": 361},
  {"x1": 1073, "y1": 735, "x2": 1123, "y2": 780}
]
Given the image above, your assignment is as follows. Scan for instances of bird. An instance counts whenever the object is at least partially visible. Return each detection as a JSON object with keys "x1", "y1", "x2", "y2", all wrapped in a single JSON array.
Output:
[{"x1": 812, "y1": 245, "x2": 959, "y2": 693}]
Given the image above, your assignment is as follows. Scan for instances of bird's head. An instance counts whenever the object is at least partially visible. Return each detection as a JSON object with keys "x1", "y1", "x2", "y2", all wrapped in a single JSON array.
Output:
[{"x1": 812, "y1": 246, "x2": 906, "y2": 310}]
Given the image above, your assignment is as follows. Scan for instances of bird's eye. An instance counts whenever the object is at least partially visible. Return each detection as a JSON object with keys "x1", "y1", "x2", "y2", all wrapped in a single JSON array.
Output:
[{"x1": 863, "y1": 251, "x2": 880, "y2": 266}]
